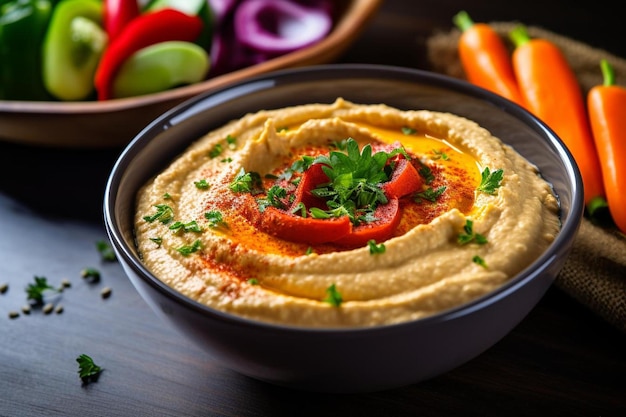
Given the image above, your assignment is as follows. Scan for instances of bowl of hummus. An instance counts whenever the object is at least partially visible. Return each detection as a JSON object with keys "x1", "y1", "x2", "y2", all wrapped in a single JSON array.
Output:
[{"x1": 104, "y1": 64, "x2": 583, "y2": 393}]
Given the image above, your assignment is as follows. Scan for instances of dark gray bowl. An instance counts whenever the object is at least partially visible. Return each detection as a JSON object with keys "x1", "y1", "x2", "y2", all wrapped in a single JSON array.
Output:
[{"x1": 103, "y1": 64, "x2": 583, "y2": 393}]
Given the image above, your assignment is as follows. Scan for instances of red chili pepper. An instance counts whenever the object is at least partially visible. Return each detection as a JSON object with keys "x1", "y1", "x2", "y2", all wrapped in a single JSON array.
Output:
[
  {"x1": 94, "y1": 8, "x2": 203, "y2": 100},
  {"x1": 103, "y1": 0, "x2": 140, "y2": 42}
]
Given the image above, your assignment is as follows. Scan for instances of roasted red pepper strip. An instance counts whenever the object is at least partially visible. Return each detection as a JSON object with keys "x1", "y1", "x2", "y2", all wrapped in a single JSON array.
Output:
[
  {"x1": 103, "y1": 0, "x2": 140, "y2": 42},
  {"x1": 259, "y1": 207, "x2": 352, "y2": 245},
  {"x1": 290, "y1": 163, "x2": 330, "y2": 210},
  {"x1": 334, "y1": 197, "x2": 401, "y2": 247},
  {"x1": 259, "y1": 152, "x2": 421, "y2": 247},
  {"x1": 94, "y1": 8, "x2": 203, "y2": 100},
  {"x1": 381, "y1": 157, "x2": 422, "y2": 198}
]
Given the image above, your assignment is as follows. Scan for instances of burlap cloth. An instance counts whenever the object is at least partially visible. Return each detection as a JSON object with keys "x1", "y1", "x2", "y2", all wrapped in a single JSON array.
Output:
[{"x1": 426, "y1": 23, "x2": 626, "y2": 332}]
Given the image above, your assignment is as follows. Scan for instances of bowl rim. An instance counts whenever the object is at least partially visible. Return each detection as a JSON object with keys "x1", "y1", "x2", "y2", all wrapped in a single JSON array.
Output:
[{"x1": 104, "y1": 63, "x2": 584, "y2": 334}]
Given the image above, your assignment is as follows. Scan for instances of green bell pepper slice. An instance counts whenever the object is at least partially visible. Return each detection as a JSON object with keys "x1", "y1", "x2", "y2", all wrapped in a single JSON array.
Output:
[
  {"x1": 0, "y1": 0, "x2": 53, "y2": 100},
  {"x1": 112, "y1": 40, "x2": 210, "y2": 99},
  {"x1": 42, "y1": 0, "x2": 106, "y2": 101}
]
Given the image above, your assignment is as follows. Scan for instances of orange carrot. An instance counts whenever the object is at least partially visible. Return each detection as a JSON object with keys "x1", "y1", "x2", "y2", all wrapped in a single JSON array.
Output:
[
  {"x1": 453, "y1": 11, "x2": 526, "y2": 108},
  {"x1": 587, "y1": 59, "x2": 626, "y2": 233},
  {"x1": 509, "y1": 25, "x2": 606, "y2": 211}
]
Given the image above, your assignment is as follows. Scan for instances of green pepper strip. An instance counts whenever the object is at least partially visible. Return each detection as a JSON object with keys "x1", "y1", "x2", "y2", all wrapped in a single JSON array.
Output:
[
  {"x1": 0, "y1": 0, "x2": 52, "y2": 100},
  {"x1": 41, "y1": 0, "x2": 106, "y2": 101}
]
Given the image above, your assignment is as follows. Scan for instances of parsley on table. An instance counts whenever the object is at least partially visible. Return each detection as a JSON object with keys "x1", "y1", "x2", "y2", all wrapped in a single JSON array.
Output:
[
  {"x1": 96, "y1": 240, "x2": 116, "y2": 262},
  {"x1": 25, "y1": 276, "x2": 59, "y2": 304},
  {"x1": 81, "y1": 267, "x2": 101, "y2": 283},
  {"x1": 477, "y1": 167, "x2": 504, "y2": 194},
  {"x1": 76, "y1": 354, "x2": 102, "y2": 384}
]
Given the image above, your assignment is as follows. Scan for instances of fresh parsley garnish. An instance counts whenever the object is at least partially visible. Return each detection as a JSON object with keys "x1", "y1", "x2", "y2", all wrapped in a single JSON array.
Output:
[
  {"x1": 194, "y1": 179, "x2": 210, "y2": 189},
  {"x1": 257, "y1": 185, "x2": 287, "y2": 212},
  {"x1": 76, "y1": 354, "x2": 102, "y2": 384},
  {"x1": 208, "y1": 143, "x2": 223, "y2": 158},
  {"x1": 229, "y1": 168, "x2": 263, "y2": 193},
  {"x1": 472, "y1": 255, "x2": 488, "y2": 268},
  {"x1": 309, "y1": 138, "x2": 402, "y2": 225},
  {"x1": 226, "y1": 134, "x2": 237, "y2": 149},
  {"x1": 368, "y1": 240, "x2": 386, "y2": 254},
  {"x1": 205, "y1": 210, "x2": 228, "y2": 229},
  {"x1": 418, "y1": 164, "x2": 435, "y2": 184},
  {"x1": 324, "y1": 284, "x2": 343, "y2": 307},
  {"x1": 25, "y1": 276, "x2": 59, "y2": 304},
  {"x1": 401, "y1": 126, "x2": 417, "y2": 135},
  {"x1": 96, "y1": 240, "x2": 116, "y2": 262},
  {"x1": 414, "y1": 186, "x2": 446, "y2": 203},
  {"x1": 458, "y1": 219, "x2": 488, "y2": 245},
  {"x1": 143, "y1": 204, "x2": 174, "y2": 224},
  {"x1": 149, "y1": 237, "x2": 163, "y2": 246},
  {"x1": 477, "y1": 167, "x2": 504, "y2": 194},
  {"x1": 176, "y1": 239, "x2": 202, "y2": 256},
  {"x1": 169, "y1": 220, "x2": 203, "y2": 233},
  {"x1": 81, "y1": 267, "x2": 101, "y2": 283}
]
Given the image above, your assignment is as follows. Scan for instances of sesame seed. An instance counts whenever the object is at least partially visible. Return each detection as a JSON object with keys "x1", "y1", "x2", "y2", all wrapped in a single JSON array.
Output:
[
  {"x1": 8, "y1": 311, "x2": 19, "y2": 319},
  {"x1": 43, "y1": 303, "x2": 54, "y2": 314},
  {"x1": 21, "y1": 305, "x2": 31, "y2": 314},
  {"x1": 0, "y1": 283, "x2": 8, "y2": 294}
]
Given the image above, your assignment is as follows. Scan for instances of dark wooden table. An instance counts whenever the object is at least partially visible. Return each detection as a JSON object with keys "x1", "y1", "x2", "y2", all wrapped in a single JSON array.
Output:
[{"x1": 1, "y1": 1, "x2": 625, "y2": 416}]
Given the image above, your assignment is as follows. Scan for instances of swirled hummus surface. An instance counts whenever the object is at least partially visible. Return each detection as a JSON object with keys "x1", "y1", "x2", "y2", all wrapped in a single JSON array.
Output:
[{"x1": 134, "y1": 98, "x2": 560, "y2": 328}]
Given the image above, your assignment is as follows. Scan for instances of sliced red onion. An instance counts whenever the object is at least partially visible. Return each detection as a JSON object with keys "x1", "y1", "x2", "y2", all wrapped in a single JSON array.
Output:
[{"x1": 233, "y1": 0, "x2": 333, "y2": 54}]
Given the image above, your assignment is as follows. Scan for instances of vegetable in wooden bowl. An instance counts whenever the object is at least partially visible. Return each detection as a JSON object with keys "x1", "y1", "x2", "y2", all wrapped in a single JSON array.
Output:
[{"x1": 0, "y1": 0, "x2": 381, "y2": 148}]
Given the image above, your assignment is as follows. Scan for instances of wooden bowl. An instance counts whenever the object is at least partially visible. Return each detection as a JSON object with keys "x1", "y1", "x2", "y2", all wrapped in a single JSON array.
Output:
[{"x1": 0, "y1": 0, "x2": 381, "y2": 149}]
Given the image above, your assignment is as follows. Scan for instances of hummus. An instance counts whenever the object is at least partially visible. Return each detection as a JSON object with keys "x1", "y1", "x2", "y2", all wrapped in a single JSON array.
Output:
[{"x1": 134, "y1": 98, "x2": 560, "y2": 328}]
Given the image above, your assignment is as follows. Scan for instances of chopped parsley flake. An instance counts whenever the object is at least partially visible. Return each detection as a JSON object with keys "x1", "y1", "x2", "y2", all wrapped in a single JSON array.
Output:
[
  {"x1": 368, "y1": 240, "x2": 386, "y2": 254},
  {"x1": 458, "y1": 219, "x2": 488, "y2": 245},
  {"x1": 208, "y1": 143, "x2": 223, "y2": 158},
  {"x1": 169, "y1": 220, "x2": 203, "y2": 233},
  {"x1": 176, "y1": 239, "x2": 202, "y2": 256},
  {"x1": 143, "y1": 204, "x2": 174, "y2": 224},
  {"x1": 77, "y1": 354, "x2": 102, "y2": 384},
  {"x1": 414, "y1": 186, "x2": 446, "y2": 203},
  {"x1": 25, "y1": 276, "x2": 59, "y2": 304},
  {"x1": 96, "y1": 240, "x2": 116, "y2": 262},
  {"x1": 149, "y1": 237, "x2": 163, "y2": 246},
  {"x1": 194, "y1": 179, "x2": 210, "y2": 189},
  {"x1": 324, "y1": 284, "x2": 343, "y2": 307},
  {"x1": 401, "y1": 126, "x2": 417, "y2": 135},
  {"x1": 472, "y1": 255, "x2": 488, "y2": 268},
  {"x1": 205, "y1": 210, "x2": 228, "y2": 229},
  {"x1": 229, "y1": 168, "x2": 263, "y2": 194}
]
